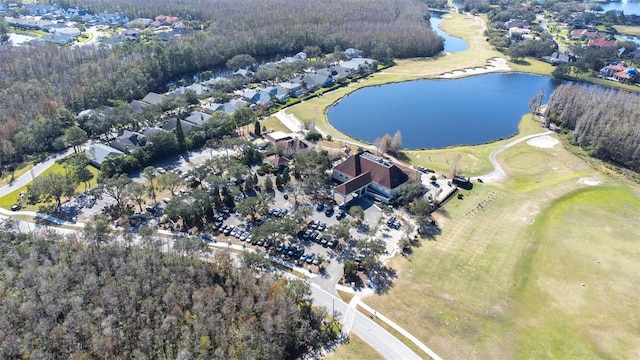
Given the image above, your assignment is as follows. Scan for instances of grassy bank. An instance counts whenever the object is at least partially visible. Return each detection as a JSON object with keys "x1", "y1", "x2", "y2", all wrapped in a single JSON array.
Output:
[{"x1": 613, "y1": 25, "x2": 640, "y2": 36}]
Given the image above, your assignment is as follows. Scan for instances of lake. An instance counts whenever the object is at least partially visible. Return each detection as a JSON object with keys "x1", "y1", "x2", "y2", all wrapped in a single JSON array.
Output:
[
  {"x1": 327, "y1": 73, "x2": 563, "y2": 149},
  {"x1": 600, "y1": 0, "x2": 640, "y2": 15},
  {"x1": 430, "y1": 13, "x2": 468, "y2": 52}
]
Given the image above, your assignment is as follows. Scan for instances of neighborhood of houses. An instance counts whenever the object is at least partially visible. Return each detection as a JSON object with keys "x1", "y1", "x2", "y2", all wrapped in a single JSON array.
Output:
[
  {"x1": 1, "y1": 2, "x2": 188, "y2": 45},
  {"x1": 502, "y1": 10, "x2": 639, "y2": 84}
]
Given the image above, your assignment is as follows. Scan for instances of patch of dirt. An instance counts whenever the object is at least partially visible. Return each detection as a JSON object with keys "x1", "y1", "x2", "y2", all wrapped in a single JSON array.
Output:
[{"x1": 526, "y1": 135, "x2": 559, "y2": 148}]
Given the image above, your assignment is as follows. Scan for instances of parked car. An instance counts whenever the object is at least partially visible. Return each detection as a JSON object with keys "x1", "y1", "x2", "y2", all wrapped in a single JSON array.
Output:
[
  {"x1": 325, "y1": 207, "x2": 334, "y2": 217},
  {"x1": 10, "y1": 204, "x2": 21, "y2": 211},
  {"x1": 156, "y1": 167, "x2": 166, "y2": 174},
  {"x1": 305, "y1": 253, "x2": 316, "y2": 264}
]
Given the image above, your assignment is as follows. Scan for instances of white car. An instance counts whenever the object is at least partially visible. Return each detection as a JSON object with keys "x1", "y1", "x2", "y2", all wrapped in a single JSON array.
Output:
[{"x1": 157, "y1": 167, "x2": 167, "y2": 174}]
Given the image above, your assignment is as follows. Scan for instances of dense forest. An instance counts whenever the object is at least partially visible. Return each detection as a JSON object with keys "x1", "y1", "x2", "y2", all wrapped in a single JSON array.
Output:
[
  {"x1": 546, "y1": 84, "x2": 640, "y2": 172},
  {"x1": 0, "y1": 0, "x2": 443, "y2": 171},
  {"x1": 0, "y1": 229, "x2": 334, "y2": 359}
]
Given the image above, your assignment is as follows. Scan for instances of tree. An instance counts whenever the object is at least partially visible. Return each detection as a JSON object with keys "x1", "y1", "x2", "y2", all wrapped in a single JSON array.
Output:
[
  {"x1": 83, "y1": 215, "x2": 114, "y2": 248},
  {"x1": 305, "y1": 131, "x2": 322, "y2": 142},
  {"x1": 529, "y1": 87, "x2": 546, "y2": 117},
  {"x1": 158, "y1": 172, "x2": 183, "y2": 196},
  {"x1": 349, "y1": 205, "x2": 365, "y2": 223},
  {"x1": 63, "y1": 126, "x2": 88, "y2": 153},
  {"x1": 263, "y1": 175, "x2": 273, "y2": 191},
  {"x1": 101, "y1": 174, "x2": 132, "y2": 211},
  {"x1": 391, "y1": 130, "x2": 402, "y2": 153},
  {"x1": 125, "y1": 182, "x2": 146, "y2": 213},
  {"x1": 142, "y1": 166, "x2": 158, "y2": 202},
  {"x1": 343, "y1": 260, "x2": 358, "y2": 282},
  {"x1": 175, "y1": 117, "x2": 186, "y2": 153},
  {"x1": 254, "y1": 120, "x2": 261, "y2": 136},
  {"x1": 226, "y1": 54, "x2": 257, "y2": 71},
  {"x1": 27, "y1": 172, "x2": 77, "y2": 209}
]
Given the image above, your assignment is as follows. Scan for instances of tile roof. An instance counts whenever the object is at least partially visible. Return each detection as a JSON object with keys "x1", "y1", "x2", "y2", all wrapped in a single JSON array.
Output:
[
  {"x1": 333, "y1": 152, "x2": 409, "y2": 190},
  {"x1": 334, "y1": 172, "x2": 372, "y2": 195}
]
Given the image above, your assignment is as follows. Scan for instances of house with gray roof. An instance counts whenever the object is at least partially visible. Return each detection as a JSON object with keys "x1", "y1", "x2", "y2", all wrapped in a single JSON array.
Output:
[
  {"x1": 142, "y1": 92, "x2": 165, "y2": 106},
  {"x1": 162, "y1": 117, "x2": 200, "y2": 135},
  {"x1": 86, "y1": 143, "x2": 124, "y2": 168},
  {"x1": 185, "y1": 111, "x2": 211, "y2": 126},
  {"x1": 126, "y1": 18, "x2": 152, "y2": 28},
  {"x1": 110, "y1": 130, "x2": 147, "y2": 154},
  {"x1": 278, "y1": 82, "x2": 305, "y2": 97},
  {"x1": 344, "y1": 48, "x2": 364, "y2": 59},
  {"x1": 292, "y1": 73, "x2": 333, "y2": 92},
  {"x1": 340, "y1": 58, "x2": 376, "y2": 72}
]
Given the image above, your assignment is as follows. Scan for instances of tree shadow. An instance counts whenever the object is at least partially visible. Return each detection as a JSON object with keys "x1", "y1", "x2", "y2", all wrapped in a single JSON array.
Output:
[
  {"x1": 419, "y1": 221, "x2": 442, "y2": 241},
  {"x1": 512, "y1": 59, "x2": 530, "y2": 66},
  {"x1": 371, "y1": 265, "x2": 397, "y2": 295}
]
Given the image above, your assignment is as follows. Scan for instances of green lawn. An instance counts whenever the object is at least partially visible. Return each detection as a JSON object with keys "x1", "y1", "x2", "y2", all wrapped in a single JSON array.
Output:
[
  {"x1": 0, "y1": 163, "x2": 99, "y2": 211},
  {"x1": 614, "y1": 25, "x2": 640, "y2": 37},
  {"x1": 364, "y1": 136, "x2": 640, "y2": 359},
  {"x1": 260, "y1": 116, "x2": 291, "y2": 133},
  {"x1": 324, "y1": 334, "x2": 384, "y2": 360}
]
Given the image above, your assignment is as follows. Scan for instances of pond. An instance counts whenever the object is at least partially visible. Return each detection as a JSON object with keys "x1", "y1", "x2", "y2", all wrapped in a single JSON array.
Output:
[
  {"x1": 599, "y1": 0, "x2": 640, "y2": 15},
  {"x1": 327, "y1": 73, "x2": 563, "y2": 149},
  {"x1": 430, "y1": 12, "x2": 468, "y2": 52}
]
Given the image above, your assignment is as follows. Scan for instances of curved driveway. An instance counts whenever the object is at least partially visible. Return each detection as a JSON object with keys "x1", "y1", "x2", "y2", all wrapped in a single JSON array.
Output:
[{"x1": 474, "y1": 130, "x2": 552, "y2": 183}]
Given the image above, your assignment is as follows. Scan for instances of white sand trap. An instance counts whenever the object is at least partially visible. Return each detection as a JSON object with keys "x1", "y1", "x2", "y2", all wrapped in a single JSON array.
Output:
[
  {"x1": 527, "y1": 135, "x2": 559, "y2": 148},
  {"x1": 439, "y1": 58, "x2": 511, "y2": 78},
  {"x1": 578, "y1": 177, "x2": 602, "y2": 186}
]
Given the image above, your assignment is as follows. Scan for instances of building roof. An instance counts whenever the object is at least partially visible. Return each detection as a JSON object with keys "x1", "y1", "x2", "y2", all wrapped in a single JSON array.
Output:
[
  {"x1": 333, "y1": 152, "x2": 409, "y2": 191},
  {"x1": 142, "y1": 92, "x2": 164, "y2": 105},
  {"x1": 110, "y1": 130, "x2": 146, "y2": 153},
  {"x1": 589, "y1": 38, "x2": 615, "y2": 47},
  {"x1": 264, "y1": 131, "x2": 293, "y2": 142},
  {"x1": 86, "y1": 143, "x2": 123, "y2": 167},
  {"x1": 334, "y1": 172, "x2": 372, "y2": 195},
  {"x1": 185, "y1": 111, "x2": 211, "y2": 125}
]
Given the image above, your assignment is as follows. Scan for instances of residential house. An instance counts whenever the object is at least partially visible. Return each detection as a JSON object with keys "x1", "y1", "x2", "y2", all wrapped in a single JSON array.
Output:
[
  {"x1": 86, "y1": 143, "x2": 124, "y2": 168},
  {"x1": 204, "y1": 103, "x2": 225, "y2": 113},
  {"x1": 122, "y1": 28, "x2": 141, "y2": 40},
  {"x1": 185, "y1": 111, "x2": 211, "y2": 126},
  {"x1": 142, "y1": 92, "x2": 165, "y2": 106},
  {"x1": 162, "y1": 117, "x2": 200, "y2": 135},
  {"x1": 263, "y1": 86, "x2": 289, "y2": 103},
  {"x1": 5, "y1": 17, "x2": 55, "y2": 30},
  {"x1": 600, "y1": 62, "x2": 637, "y2": 82},
  {"x1": 265, "y1": 154, "x2": 291, "y2": 171},
  {"x1": 278, "y1": 82, "x2": 305, "y2": 98},
  {"x1": 344, "y1": 48, "x2": 364, "y2": 59},
  {"x1": 504, "y1": 19, "x2": 528, "y2": 29},
  {"x1": 263, "y1": 131, "x2": 311, "y2": 155},
  {"x1": 339, "y1": 58, "x2": 376, "y2": 73},
  {"x1": 25, "y1": 3, "x2": 61, "y2": 16},
  {"x1": 570, "y1": 29, "x2": 603, "y2": 40},
  {"x1": 142, "y1": 127, "x2": 168, "y2": 137},
  {"x1": 38, "y1": 33, "x2": 75, "y2": 44},
  {"x1": 509, "y1": 27, "x2": 532, "y2": 38},
  {"x1": 233, "y1": 69, "x2": 254, "y2": 79},
  {"x1": 95, "y1": 12, "x2": 129, "y2": 26},
  {"x1": 156, "y1": 30, "x2": 181, "y2": 41},
  {"x1": 332, "y1": 151, "x2": 418, "y2": 204},
  {"x1": 292, "y1": 73, "x2": 333, "y2": 92},
  {"x1": 589, "y1": 38, "x2": 616, "y2": 47},
  {"x1": 110, "y1": 130, "x2": 147, "y2": 154},
  {"x1": 542, "y1": 52, "x2": 576, "y2": 64},
  {"x1": 129, "y1": 100, "x2": 150, "y2": 113},
  {"x1": 126, "y1": 18, "x2": 152, "y2": 28},
  {"x1": 222, "y1": 99, "x2": 250, "y2": 114},
  {"x1": 51, "y1": 26, "x2": 82, "y2": 38}
]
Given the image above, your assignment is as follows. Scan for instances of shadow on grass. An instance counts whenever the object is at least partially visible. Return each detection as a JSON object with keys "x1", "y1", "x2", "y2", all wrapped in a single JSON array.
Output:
[{"x1": 511, "y1": 59, "x2": 531, "y2": 66}]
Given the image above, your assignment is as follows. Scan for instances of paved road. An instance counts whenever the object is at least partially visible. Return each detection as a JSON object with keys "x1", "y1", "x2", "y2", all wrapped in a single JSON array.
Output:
[
  {"x1": 309, "y1": 283, "x2": 423, "y2": 360},
  {"x1": 475, "y1": 130, "x2": 552, "y2": 183},
  {"x1": 0, "y1": 148, "x2": 75, "y2": 198}
]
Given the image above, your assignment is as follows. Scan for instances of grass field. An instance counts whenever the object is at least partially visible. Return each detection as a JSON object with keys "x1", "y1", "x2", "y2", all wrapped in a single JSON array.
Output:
[
  {"x1": 260, "y1": 116, "x2": 291, "y2": 133},
  {"x1": 0, "y1": 163, "x2": 99, "y2": 211},
  {"x1": 324, "y1": 334, "x2": 384, "y2": 360},
  {"x1": 362, "y1": 136, "x2": 640, "y2": 359},
  {"x1": 613, "y1": 25, "x2": 640, "y2": 37}
]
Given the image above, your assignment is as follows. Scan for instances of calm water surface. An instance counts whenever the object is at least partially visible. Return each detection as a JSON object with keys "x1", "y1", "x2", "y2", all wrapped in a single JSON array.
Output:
[
  {"x1": 328, "y1": 74, "x2": 563, "y2": 149},
  {"x1": 430, "y1": 13, "x2": 468, "y2": 52},
  {"x1": 600, "y1": 0, "x2": 640, "y2": 15}
]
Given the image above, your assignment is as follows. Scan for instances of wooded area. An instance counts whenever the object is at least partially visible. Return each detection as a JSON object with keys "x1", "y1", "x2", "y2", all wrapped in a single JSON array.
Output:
[
  {"x1": 0, "y1": 229, "x2": 334, "y2": 359},
  {"x1": 546, "y1": 83, "x2": 640, "y2": 172},
  {"x1": 0, "y1": 0, "x2": 442, "y2": 172}
]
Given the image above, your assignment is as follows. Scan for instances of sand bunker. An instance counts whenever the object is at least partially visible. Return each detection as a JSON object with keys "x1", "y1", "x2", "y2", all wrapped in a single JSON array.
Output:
[
  {"x1": 439, "y1": 58, "x2": 511, "y2": 78},
  {"x1": 527, "y1": 135, "x2": 559, "y2": 148},
  {"x1": 578, "y1": 178, "x2": 602, "y2": 186}
]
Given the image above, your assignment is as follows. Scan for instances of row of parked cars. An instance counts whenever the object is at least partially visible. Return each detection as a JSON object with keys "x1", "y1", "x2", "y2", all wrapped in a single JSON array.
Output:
[{"x1": 275, "y1": 243, "x2": 319, "y2": 265}]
